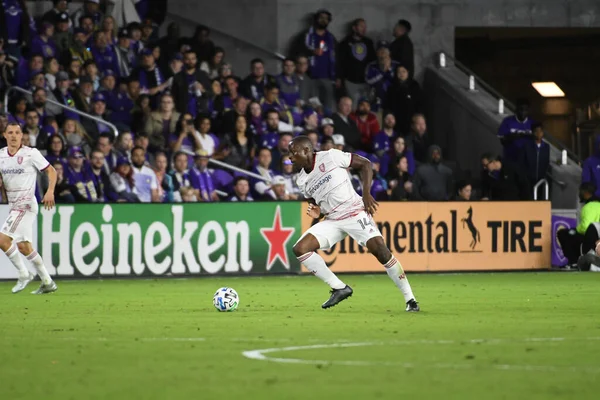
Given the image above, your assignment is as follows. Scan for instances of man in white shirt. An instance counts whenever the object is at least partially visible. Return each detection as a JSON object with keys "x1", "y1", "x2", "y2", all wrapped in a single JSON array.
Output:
[
  {"x1": 130, "y1": 146, "x2": 159, "y2": 203},
  {"x1": 289, "y1": 135, "x2": 419, "y2": 311},
  {"x1": 0, "y1": 123, "x2": 58, "y2": 294}
]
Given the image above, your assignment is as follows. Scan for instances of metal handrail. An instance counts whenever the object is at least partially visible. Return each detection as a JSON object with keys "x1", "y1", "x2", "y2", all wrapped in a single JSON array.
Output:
[
  {"x1": 179, "y1": 149, "x2": 271, "y2": 183},
  {"x1": 4, "y1": 86, "x2": 119, "y2": 138},
  {"x1": 533, "y1": 178, "x2": 549, "y2": 200},
  {"x1": 165, "y1": 12, "x2": 286, "y2": 61},
  {"x1": 434, "y1": 51, "x2": 580, "y2": 164}
]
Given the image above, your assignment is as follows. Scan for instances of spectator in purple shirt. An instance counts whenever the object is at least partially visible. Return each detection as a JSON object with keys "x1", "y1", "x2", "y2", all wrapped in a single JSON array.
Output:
[
  {"x1": 248, "y1": 100, "x2": 266, "y2": 137},
  {"x1": 189, "y1": 149, "x2": 218, "y2": 202},
  {"x1": 31, "y1": 22, "x2": 59, "y2": 60},
  {"x1": 260, "y1": 84, "x2": 292, "y2": 124},
  {"x1": 91, "y1": 31, "x2": 120, "y2": 76},
  {"x1": 0, "y1": 0, "x2": 32, "y2": 59},
  {"x1": 498, "y1": 98, "x2": 535, "y2": 163},
  {"x1": 65, "y1": 146, "x2": 98, "y2": 202},
  {"x1": 304, "y1": 9, "x2": 336, "y2": 112},
  {"x1": 581, "y1": 135, "x2": 600, "y2": 198},
  {"x1": 255, "y1": 109, "x2": 280, "y2": 150},
  {"x1": 365, "y1": 43, "x2": 399, "y2": 109},
  {"x1": 276, "y1": 58, "x2": 301, "y2": 109},
  {"x1": 373, "y1": 112, "x2": 398, "y2": 157}
]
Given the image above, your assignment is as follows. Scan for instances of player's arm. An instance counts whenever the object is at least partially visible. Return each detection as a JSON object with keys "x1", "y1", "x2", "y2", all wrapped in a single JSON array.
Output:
[
  {"x1": 42, "y1": 164, "x2": 57, "y2": 210},
  {"x1": 350, "y1": 153, "x2": 379, "y2": 215},
  {"x1": 306, "y1": 198, "x2": 323, "y2": 219}
]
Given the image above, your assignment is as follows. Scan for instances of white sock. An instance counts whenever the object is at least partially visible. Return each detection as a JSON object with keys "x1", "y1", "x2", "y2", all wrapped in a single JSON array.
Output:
[
  {"x1": 298, "y1": 252, "x2": 346, "y2": 290},
  {"x1": 26, "y1": 250, "x2": 52, "y2": 285},
  {"x1": 383, "y1": 256, "x2": 416, "y2": 302},
  {"x1": 5, "y1": 243, "x2": 29, "y2": 279}
]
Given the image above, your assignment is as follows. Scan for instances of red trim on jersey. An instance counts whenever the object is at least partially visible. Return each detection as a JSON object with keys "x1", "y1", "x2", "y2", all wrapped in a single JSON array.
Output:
[
  {"x1": 311, "y1": 152, "x2": 317, "y2": 171},
  {"x1": 7, "y1": 146, "x2": 22, "y2": 157},
  {"x1": 350, "y1": 153, "x2": 354, "y2": 167},
  {"x1": 40, "y1": 163, "x2": 50, "y2": 171}
]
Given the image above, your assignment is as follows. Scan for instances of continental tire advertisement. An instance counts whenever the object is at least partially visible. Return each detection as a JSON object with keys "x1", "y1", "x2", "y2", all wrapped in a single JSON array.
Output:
[
  {"x1": 37, "y1": 203, "x2": 301, "y2": 278},
  {"x1": 301, "y1": 202, "x2": 551, "y2": 272}
]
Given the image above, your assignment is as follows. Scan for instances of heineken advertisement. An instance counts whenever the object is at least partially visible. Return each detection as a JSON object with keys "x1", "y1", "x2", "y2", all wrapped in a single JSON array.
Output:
[{"x1": 38, "y1": 203, "x2": 302, "y2": 277}]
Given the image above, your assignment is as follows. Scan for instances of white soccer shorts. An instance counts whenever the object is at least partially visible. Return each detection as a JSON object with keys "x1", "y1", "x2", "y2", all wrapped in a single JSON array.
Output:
[
  {"x1": 1, "y1": 209, "x2": 35, "y2": 243},
  {"x1": 298, "y1": 210, "x2": 382, "y2": 249}
]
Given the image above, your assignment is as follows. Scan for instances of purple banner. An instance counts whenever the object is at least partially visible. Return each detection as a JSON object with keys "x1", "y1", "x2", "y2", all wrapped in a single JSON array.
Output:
[{"x1": 552, "y1": 215, "x2": 577, "y2": 266}]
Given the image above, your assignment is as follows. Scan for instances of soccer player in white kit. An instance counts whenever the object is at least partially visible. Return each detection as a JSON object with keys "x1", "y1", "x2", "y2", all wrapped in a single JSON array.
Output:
[
  {"x1": 1, "y1": 123, "x2": 58, "y2": 294},
  {"x1": 289, "y1": 136, "x2": 419, "y2": 311}
]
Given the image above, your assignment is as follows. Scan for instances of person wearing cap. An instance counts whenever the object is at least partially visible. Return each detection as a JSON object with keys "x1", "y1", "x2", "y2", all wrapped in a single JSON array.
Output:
[
  {"x1": 72, "y1": 0, "x2": 103, "y2": 29},
  {"x1": 135, "y1": 47, "x2": 169, "y2": 103},
  {"x1": 331, "y1": 134, "x2": 345, "y2": 151},
  {"x1": 114, "y1": 28, "x2": 135, "y2": 77},
  {"x1": 337, "y1": 18, "x2": 376, "y2": 108},
  {"x1": 189, "y1": 149, "x2": 218, "y2": 202},
  {"x1": 320, "y1": 117, "x2": 335, "y2": 138},
  {"x1": 389, "y1": 19, "x2": 414, "y2": 78},
  {"x1": 303, "y1": 108, "x2": 319, "y2": 131},
  {"x1": 91, "y1": 31, "x2": 120, "y2": 77},
  {"x1": 69, "y1": 27, "x2": 94, "y2": 64},
  {"x1": 81, "y1": 92, "x2": 110, "y2": 140},
  {"x1": 165, "y1": 52, "x2": 184, "y2": 80},
  {"x1": 54, "y1": 11, "x2": 73, "y2": 57},
  {"x1": 72, "y1": 75, "x2": 94, "y2": 113},
  {"x1": 304, "y1": 9, "x2": 336, "y2": 112},
  {"x1": 65, "y1": 145, "x2": 98, "y2": 202},
  {"x1": 365, "y1": 43, "x2": 399, "y2": 110},
  {"x1": 271, "y1": 175, "x2": 298, "y2": 201},
  {"x1": 349, "y1": 98, "x2": 381, "y2": 149},
  {"x1": 0, "y1": 0, "x2": 32, "y2": 59},
  {"x1": 109, "y1": 156, "x2": 140, "y2": 203},
  {"x1": 42, "y1": 0, "x2": 70, "y2": 27}
]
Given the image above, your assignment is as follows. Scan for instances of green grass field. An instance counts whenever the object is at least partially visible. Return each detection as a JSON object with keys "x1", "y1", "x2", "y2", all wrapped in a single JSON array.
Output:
[{"x1": 0, "y1": 273, "x2": 599, "y2": 400}]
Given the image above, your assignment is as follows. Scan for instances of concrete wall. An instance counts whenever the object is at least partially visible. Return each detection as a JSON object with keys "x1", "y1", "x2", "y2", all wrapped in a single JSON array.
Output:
[{"x1": 167, "y1": 0, "x2": 600, "y2": 78}]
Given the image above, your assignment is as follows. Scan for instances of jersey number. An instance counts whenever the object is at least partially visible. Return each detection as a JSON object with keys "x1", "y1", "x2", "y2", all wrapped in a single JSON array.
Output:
[{"x1": 357, "y1": 217, "x2": 373, "y2": 230}]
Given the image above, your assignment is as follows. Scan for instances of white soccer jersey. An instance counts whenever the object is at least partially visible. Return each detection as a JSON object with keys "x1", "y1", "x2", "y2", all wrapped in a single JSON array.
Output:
[
  {"x1": 296, "y1": 149, "x2": 364, "y2": 220},
  {"x1": 0, "y1": 146, "x2": 49, "y2": 213}
]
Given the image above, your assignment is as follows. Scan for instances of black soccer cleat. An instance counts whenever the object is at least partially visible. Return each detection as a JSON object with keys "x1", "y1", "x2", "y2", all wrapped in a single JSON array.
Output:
[
  {"x1": 322, "y1": 285, "x2": 353, "y2": 309},
  {"x1": 405, "y1": 299, "x2": 420, "y2": 312}
]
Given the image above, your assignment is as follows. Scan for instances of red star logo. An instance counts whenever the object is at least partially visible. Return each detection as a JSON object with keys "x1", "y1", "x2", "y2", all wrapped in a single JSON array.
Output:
[{"x1": 260, "y1": 205, "x2": 295, "y2": 271}]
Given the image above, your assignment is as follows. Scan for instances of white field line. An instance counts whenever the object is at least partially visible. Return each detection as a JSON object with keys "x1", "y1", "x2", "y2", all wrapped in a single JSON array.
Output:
[{"x1": 241, "y1": 339, "x2": 600, "y2": 373}]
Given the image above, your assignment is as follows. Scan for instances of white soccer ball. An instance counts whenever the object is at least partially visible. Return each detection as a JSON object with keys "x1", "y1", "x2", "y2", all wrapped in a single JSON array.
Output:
[{"x1": 213, "y1": 287, "x2": 239, "y2": 312}]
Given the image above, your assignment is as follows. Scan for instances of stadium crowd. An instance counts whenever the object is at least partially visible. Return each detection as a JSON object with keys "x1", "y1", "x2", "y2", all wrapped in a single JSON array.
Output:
[{"x1": 0, "y1": 0, "x2": 544, "y2": 204}]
